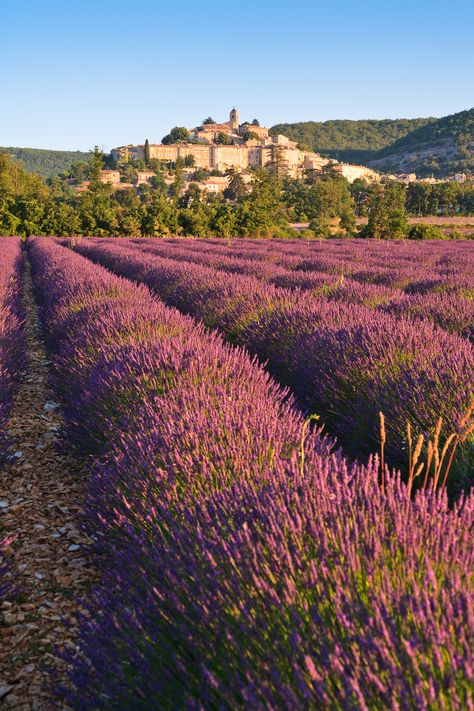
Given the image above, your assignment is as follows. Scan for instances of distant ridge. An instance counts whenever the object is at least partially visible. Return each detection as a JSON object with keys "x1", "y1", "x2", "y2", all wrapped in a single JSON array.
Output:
[
  {"x1": 271, "y1": 108, "x2": 474, "y2": 177},
  {"x1": 0, "y1": 147, "x2": 92, "y2": 179},
  {"x1": 367, "y1": 108, "x2": 474, "y2": 176},
  {"x1": 269, "y1": 118, "x2": 436, "y2": 164}
]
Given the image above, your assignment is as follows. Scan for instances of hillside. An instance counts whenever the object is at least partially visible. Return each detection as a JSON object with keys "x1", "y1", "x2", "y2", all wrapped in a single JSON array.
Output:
[
  {"x1": 0, "y1": 147, "x2": 92, "y2": 179},
  {"x1": 269, "y1": 118, "x2": 436, "y2": 163},
  {"x1": 367, "y1": 108, "x2": 474, "y2": 177}
]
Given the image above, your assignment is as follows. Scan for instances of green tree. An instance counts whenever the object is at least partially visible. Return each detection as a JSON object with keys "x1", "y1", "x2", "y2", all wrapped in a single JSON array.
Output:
[
  {"x1": 162, "y1": 127, "x2": 190, "y2": 144},
  {"x1": 282, "y1": 174, "x2": 354, "y2": 229},
  {"x1": 215, "y1": 132, "x2": 232, "y2": 145},
  {"x1": 0, "y1": 152, "x2": 49, "y2": 235},
  {"x1": 349, "y1": 179, "x2": 372, "y2": 216},
  {"x1": 364, "y1": 182, "x2": 408, "y2": 239},
  {"x1": 224, "y1": 169, "x2": 247, "y2": 201},
  {"x1": 141, "y1": 194, "x2": 180, "y2": 236},
  {"x1": 171, "y1": 160, "x2": 184, "y2": 204},
  {"x1": 407, "y1": 223, "x2": 445, "y2": 240},
  {"x1": 210, "y1": 199, "x2": 237, "y2": 237},
  {"x1": 235, "y1": 169, "x2": 288, "y2": 237},
  {"x1": 41, "y1": 200, "x2": 81, "y2": 235},
  {"x1": 179, "y1": 204, "x2": 213, "y2": 236},
  {"x1": 120, "y1": 163, "x2": 139, "y2": 184},
  {"x1": 88, "y1": 146, "x2": 105, "y2": 186},
  {"x1": 268, "y1": 146, "x2": 289, "y2": 179},
  {"x1": 79, "y1": 149, "x2": 119, "y2": 236},
  {"x1": 144, "y1": 139, "x2": 150, "y2": 166},
  {"x1": 179, "y1": 183, "x2": 202, "y2": 209},
  {"x1": 244, "y1": 131, "x2": 260, "y2": 142}
]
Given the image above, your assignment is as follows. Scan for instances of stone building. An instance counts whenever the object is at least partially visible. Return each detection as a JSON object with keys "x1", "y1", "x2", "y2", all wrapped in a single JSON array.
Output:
[
  {"x1": 111, "y1": 108, "x2": 334, "y2": 178},
  {"x1": 99, "y1": 169, "x2": 121, "y2": 185},
  {"x1": 136, "y1": 170, "x2": 156, "y2": 184},
  {"x1": 198, "y1": 176, "x2": 230, "y2": 195}
]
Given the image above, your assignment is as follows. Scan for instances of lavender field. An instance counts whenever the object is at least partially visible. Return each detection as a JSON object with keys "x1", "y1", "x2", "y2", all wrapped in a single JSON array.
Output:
[{"x1": 1, "y1": 236, "x2": 474, "y2": 709}]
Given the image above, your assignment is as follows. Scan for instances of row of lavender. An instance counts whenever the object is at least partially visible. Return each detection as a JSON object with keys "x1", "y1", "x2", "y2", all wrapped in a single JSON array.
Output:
[
  {"x1": 75, "y1": 239, "x2": 474, "y2": 492},
  {"x1": 131, "y1": 238, "x2": 474, "y2": 341},
  {"x1": 30, "y1": 236, "x2": 474, "y2": 708},
  {"x1": 0, "y1": 237, "x2": 25, "y2": 446},
  {"x1": 153, "y1": 237, "x2": 474, "y2": 287},
  {"x1": 0, "y1": 237, "x2": 26, "y2": 603},
  {"x1": 141, "y1": 237, "x2": 474, "y2": 286}
]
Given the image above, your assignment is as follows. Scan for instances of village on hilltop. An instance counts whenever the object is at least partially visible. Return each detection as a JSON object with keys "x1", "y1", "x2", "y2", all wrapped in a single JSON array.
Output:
[
  {"x1": 103, "y1": 108, "x2": 380, "y2": 194},
  {"x1": 68, "y1": 108, "x2": 472, "y2": 196}
]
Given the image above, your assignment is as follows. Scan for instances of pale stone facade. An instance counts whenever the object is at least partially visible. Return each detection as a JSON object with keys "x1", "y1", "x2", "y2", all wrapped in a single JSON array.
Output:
[
  {"x1": 198, "y1": 176, "x2": 230, "y2": 194},
  {"x1": 136, "y1": 170, "x2": 156, "y2": 184},
  {"x1": 111, "y1": 109, "x2": 375, "y2": 180},
  {"x1": 99, "y1": 169, "x2": 121, "y2": 185}
]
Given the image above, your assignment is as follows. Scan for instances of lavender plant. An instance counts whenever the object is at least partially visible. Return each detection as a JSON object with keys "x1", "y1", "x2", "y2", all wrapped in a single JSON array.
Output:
[
  {"x1": 27, "y1": 237, "x2": 474, "y2": 709},
  {"x1": 74, "y1": 238, "x2": 474, "y2": 489}
]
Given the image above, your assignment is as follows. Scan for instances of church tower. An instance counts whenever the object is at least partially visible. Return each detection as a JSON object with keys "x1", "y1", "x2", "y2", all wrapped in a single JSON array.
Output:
[{"x1": 229, "y1": 107, "x2": 239, "y2": 131}]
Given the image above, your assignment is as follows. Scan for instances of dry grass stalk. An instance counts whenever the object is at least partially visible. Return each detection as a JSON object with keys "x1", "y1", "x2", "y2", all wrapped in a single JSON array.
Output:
[
  {"x1": 410, "y1": 399, "x2": 473, "y2": 495},
  {"x1": 407, "y1": 434, "x2": 424, "y2": 496},
  {"x1": 300, "y1": 414, "x2": 320, "y2": 477},
  {"x1": 380, "y1": 399, "x2": 474, "y2": 497},
  {"x1": 379, "y1": 412, "x2": 386, "y2": 494}
]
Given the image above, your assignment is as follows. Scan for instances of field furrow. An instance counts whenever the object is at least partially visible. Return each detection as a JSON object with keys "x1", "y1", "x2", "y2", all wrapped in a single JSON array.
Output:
[
  {"x1": 25, "y1": 236, "x2": 474, "y2": 709},
  {"x1": 0, "y1": 247, "x2": 93, "y2": 709},
  {"x1": 74, "y1": 238, "x2": 474, "y2": 491}
]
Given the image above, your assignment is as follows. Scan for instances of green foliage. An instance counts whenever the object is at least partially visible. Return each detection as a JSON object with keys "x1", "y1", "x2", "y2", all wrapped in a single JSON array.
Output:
[
  {"x1": 234, "y1": 170, "x2": 288, "y2": 237},
  {"x1": 405, "y1": 181, "x2": 474, "y2": 216},
  {"x1": 407, "y1": 223, "x2": 445, "y2": 240},
  {"x1": 88, "y1": 146, "x2": 105, "y2": 185},
  {"x1": 144, "y1": 139, "x2": 150, "y2": 166},
  {"x1": 368, "y1": 108, "x2": 474, "y2": 177},
  {"x1": 120, "y1": 163, "x2": 139, "y2": 184},
  {"x1": 215, "y1": 132, "x2": 233, "y2": 145},
  {"x1": 141, "y1": 194, "x2": 180, "y2": 236},
  {"x1": 363, "y1": 182, "x2": 408, "y2": 239},
  {"x1": 1, "y1": 146, "x2": 473, "y2": 241},
  {"x1": 65, "y1": 160, "x2": 91, "y2": 183},
  {"x1": 202, "y1": 117, "x2": 215, "y2": 125},
  {"x1": 244, "y1": 131, "x2": 260, "y2": 142},
  {"x1": 191, "y1": 168, "x2": 209, "y2": 182},
  {"x1": 282, "y1": 174, "x2": 355, "y2": 230},
  {"x1": 162, "y1": 127, "x2": 190, "y2": 145},
  {"x1": 224, "y1": 170, "x2": 247, "y2": 201},
  {"x1": 0, "y1": 147, "x2": 92, "y2": 179},
  {"x1": 349, "y1": 179, "x2": 372, "y2": 216},
  {"x1": 308, "y1": 216, "x2": 332, "y2": 238},
  {"x1": 269, "y1": 118, "x2": 436, "y2": 163},
  {"x1": 209, "y1": 200, "x2": 237, "y2": 237},
  {"x1": 0, "y1": 152, "x2": 49, "y2": 235}
]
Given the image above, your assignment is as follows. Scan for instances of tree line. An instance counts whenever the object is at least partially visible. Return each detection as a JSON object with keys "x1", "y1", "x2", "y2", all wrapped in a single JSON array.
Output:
[{"x1": 0, "y1": 148, "x2": 473, "y2": 240}]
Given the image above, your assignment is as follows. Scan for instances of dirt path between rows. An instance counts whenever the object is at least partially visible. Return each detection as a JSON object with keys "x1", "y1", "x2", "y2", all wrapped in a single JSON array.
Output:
[{"x1": 0, "y1": 251, "x2": 94, "y2": 709}]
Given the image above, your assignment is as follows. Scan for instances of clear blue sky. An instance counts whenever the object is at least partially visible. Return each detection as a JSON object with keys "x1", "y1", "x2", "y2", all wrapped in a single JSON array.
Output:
[{"x1": 1, "y1": 0, "x2": 473, "y2": 151}]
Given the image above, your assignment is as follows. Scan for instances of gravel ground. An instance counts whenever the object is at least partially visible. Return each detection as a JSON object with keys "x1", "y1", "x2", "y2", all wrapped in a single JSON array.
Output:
[{"x1": 0, "y1": 251, "x2": 94, "y2": 710}]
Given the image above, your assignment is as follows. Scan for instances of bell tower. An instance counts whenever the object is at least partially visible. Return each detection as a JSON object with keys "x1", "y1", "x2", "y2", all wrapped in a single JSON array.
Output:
[{"x1": 229, "y1": 107, "x2": 239, "y2": 131}]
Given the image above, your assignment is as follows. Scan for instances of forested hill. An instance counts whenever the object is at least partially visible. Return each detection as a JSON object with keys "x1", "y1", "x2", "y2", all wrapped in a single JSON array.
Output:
[
  {"x1": 269, "y1": 118, "x2": 436, "y2": 163},
  {"x1": 367, "y1": 108, "x2": 474, "y2": 177},
  {"x1": 0, "y1": 147, "x2": 92, "y2": 178}
]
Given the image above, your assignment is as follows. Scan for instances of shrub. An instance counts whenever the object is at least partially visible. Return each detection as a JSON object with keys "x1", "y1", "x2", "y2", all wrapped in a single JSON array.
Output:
[{"x1": 407, "y1": 223, "x2": 445, "y2": 240}]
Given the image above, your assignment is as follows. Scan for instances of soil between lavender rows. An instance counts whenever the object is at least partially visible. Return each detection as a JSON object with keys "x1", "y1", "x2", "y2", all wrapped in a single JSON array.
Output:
[{"x1": 0, "y1": 252, "x2": 95, "y2": 710}]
